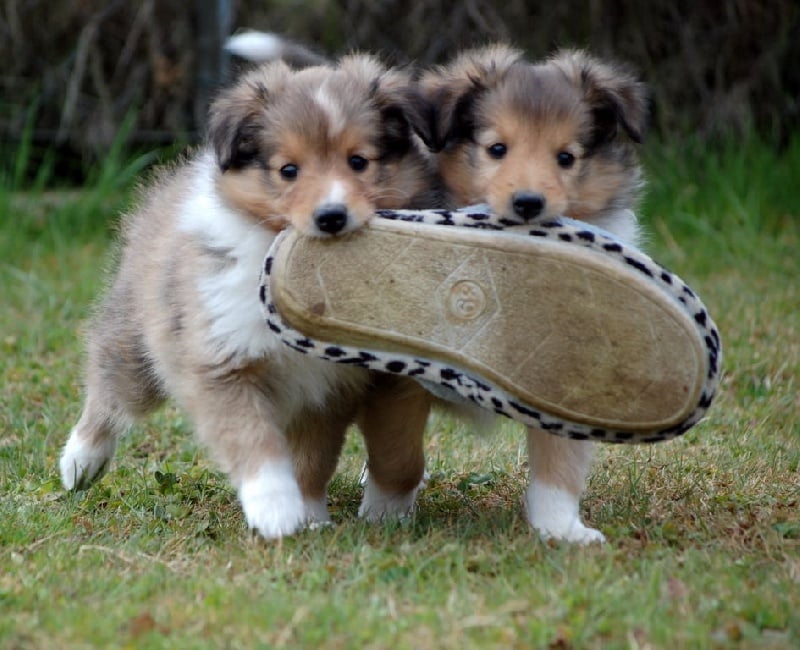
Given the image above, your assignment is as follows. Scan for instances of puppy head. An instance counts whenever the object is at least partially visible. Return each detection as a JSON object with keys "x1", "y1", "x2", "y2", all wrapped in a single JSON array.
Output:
[
  {"x1": 207, "y1": 55, "x2": 432, "y2": 236},
  {"x1": 415, "y1": 44, "x2": 525, "y2": 153},
  {"x1": 421, "y1": 46, "x2": 648, "y2": 222}
]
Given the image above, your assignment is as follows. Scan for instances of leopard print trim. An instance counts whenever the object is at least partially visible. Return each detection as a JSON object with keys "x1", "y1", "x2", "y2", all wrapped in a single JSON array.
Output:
[{"x1": 259, "y1": 209, "x2": 722, "y2": 443}]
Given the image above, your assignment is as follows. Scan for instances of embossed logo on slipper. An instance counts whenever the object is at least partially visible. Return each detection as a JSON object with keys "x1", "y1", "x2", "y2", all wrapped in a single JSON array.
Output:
[{"x1": 446, "y1": 280, "x2": 487, "y2": 320}]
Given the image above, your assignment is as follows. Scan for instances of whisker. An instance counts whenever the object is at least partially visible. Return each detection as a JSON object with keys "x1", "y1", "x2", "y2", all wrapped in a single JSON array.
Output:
[{"x1": 369, "y1": 188, "x2": 411, "y2": 202}]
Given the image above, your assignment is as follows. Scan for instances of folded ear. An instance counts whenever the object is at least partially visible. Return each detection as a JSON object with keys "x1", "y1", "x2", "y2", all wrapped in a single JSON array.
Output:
[
  {"x1": 549, "y1": 49, "x2": 649, "y2": 148},
  {"x1": 342, "y1": 55, "x2": 425, "y2": 158},
  {"x1": 414, "y1": 75, "x2": 481, "y2": 152},
  {"x1": 207, "y1": 62, "x2": 291, "y2": 171},
  {"x1": 207, "y1": 98, "x2": 262, "y2": 172},
  {"x1": 405, "y1": 84, "x2": 440, "y2": 153},
  {"x1": 416, "y1": 44, "x2": 524, "y2": 152}
]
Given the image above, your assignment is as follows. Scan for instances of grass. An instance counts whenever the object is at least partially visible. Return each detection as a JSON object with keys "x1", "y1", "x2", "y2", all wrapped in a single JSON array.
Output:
[{"x1": 1, "y1": 134, "x2": 798, "y2": 649}]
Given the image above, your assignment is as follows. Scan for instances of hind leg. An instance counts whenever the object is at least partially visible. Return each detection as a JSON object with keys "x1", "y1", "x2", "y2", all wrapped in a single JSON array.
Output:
[
  {"x1": 525, "y1": 427, "x2": 605, "y2": 544},
  {"x1": 357, "y1": 375, "x2": 431, "y2": 520},
  {"x1": 60, "y1": 323, "x2": 163, "y2": 490},
  {"x1": 61, "y1": 396, "x2": 127, "y2": 490}
]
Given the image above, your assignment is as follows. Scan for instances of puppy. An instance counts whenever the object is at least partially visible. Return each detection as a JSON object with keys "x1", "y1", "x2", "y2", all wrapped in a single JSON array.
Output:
[
  {"x1": 59, "y1": 54, "x2": 436, "y2": 539},
  {"x1": 405, "y1": 45, "x2": 648, "y2": 543},
  {"x1": 221, "y1": 31, "x2": 444, "y2": 522}
]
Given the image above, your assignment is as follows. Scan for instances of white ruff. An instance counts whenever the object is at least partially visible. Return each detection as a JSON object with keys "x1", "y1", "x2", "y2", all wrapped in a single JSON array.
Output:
[
  {"x1": 591, "y1": 208, "x2": 641, "y2": 246},
  {"x1": 178, "y1": 154, "x2": 281, "y2": 362},
  {"x1": 177, "y1": 154, "x2": 367, "y2": 414}
]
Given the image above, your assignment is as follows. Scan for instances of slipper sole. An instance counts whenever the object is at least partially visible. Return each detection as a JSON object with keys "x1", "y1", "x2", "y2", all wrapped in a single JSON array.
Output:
[{"x1": 268, "y1": 219, "x2": 709, "y2": 433}]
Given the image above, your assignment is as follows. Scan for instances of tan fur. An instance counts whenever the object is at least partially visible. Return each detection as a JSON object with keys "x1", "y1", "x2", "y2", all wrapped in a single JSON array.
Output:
[
  {"x1": 526, "y1": 428, "x2": 594, "y2": 495},
  {"x1": 210, "y1": 60, "x2": 436, "y2": 234},
  {"x1": 358, "y1": 375, "x2": 431, "y2": 494},
  {"x1": 62, "y1": 54, "x2": 437, "y2": 537},
  {"x1": 419, "y1": 45, "x2": 647, "y2": 223}
]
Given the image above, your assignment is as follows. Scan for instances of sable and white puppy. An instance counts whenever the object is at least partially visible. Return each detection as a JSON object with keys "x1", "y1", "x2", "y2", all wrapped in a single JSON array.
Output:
[
  {"x1": 59, "y1": 55, "x2": 436, "y2": 539},
  {"x1": 221, "y1": 31, "x2": 441, "y2": 523},
  {"x1": 407, "y1": 45, "x2": 649, "y2": 543}
]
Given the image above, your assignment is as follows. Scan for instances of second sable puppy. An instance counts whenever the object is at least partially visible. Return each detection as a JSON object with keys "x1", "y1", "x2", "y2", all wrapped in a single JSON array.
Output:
[{"x1": 379, "y1": 44, "x2": 649, "y2": 543}]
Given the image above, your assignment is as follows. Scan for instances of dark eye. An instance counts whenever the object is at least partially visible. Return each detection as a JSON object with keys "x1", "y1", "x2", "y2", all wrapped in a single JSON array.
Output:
[
  {"x1": 487, "y1": 143, "x2": 507, "y2": 159},
  {"x1": 348, "y1": 155, "x2": 369, "y2": 172},
  {"x1": 279, "y1": 164, "x2": 299, "y2": 180},
  {"x1": 557, "y1": 151, "x2": 575, "y2": 168}
]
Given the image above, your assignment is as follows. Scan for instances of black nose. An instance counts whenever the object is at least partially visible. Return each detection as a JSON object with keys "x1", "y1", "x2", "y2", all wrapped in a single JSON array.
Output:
[
  {"x1": 512, "y1": 191, "x2": 546, "y2": 221},
  {"x1": 314, "y1": 203, "x2": 349, "y2": 234}
]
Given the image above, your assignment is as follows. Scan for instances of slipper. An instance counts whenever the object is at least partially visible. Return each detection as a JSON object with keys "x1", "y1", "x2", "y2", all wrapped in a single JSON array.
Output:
[{"x1": 260, "y1": 211, "x2": 721, "y2": 443}]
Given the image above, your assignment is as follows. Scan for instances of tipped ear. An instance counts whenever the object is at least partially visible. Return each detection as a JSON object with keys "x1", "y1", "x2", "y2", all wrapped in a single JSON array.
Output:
[
  {"x1": 405, "y1": 85, "x2": 439, "y2": 152},
  {"x1": 207, "y1": 102, "x2": 262, "y2": 172},
  {"x1": 379, "y1": 105, "x2": 414, "y2": 157},
  {"x1": 415, "y1": 79, "x2": 482, "y2": 152},
  {"x1": 417, "y1": 44, "x2": 524, "y2": 152},
  {"x1": 398, "y1": 77, "x2": 475, "y2": 154},
  {"x1": 206, "y1": 63, "x2": 289, "y2": 171},
  {"x1": 550, "y1": 49, "x2": 649, "y2": 148},
  {"x1": 364, "y1": 64, "x2": 425, "y2": 158}
]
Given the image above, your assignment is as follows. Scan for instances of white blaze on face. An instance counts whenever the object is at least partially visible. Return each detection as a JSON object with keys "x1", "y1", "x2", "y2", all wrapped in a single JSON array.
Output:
[
  {"x1": 314, "y1": 84, "x2": 347, "y2": 137},
  {"x1": 323, "y1": 180, "x2": 347, "y2": 205}
]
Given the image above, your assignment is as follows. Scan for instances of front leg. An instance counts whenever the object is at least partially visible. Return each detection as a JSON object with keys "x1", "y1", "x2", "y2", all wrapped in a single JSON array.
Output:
[
  {"x1": 287, "y1": 400, "x2": 361, "y2": 527},
  {"x1": 525, "y1": 427, "x2": 605, "y2": 544},
  {"x1": 183, "y1": 372, "x2": 307, "y2": 540},
  {"x1": 357, "y1": 375, "x2": 431, "y2": 520}
]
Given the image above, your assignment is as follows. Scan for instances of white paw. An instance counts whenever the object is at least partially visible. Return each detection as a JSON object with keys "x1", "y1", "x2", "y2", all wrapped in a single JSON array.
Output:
[
  {"x1": 59, "y1": 427, "x2": 116, "y2": 490},
  {"x1": 418, "y1": 469, "x2": 431, "y2": 491},
  {"x1": 358, "y1": 475, "x2": 419, "y2": 522},
  {"x1": 535, "y1": 518, "x2": 607, "y2": 545},
  {"x1": 304, "y1": 496, "x2": 332, "y2": 525},
  {"x1": 525, "y1": 480, "x2": 606, "y2": 545},
  {"x1": 239, "y1": 460, "x2": 307, "y2": 539}
]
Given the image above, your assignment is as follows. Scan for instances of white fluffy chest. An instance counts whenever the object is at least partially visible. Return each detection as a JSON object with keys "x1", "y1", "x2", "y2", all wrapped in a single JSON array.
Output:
[
  {"x1": 590, "y1": 208, "x2": 642, "y2": 246},
  {"x1": 176, "y1": 154, "x2": 367, "y2": 411},
  {"x1": 177, "y1": 154, "x2": 284, "y2": 362}
]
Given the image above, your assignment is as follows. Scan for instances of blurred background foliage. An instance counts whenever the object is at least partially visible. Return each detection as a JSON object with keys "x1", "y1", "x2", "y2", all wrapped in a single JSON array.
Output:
[{"x1": 1, "y1": 0, "x2": 798, "y2": 175}]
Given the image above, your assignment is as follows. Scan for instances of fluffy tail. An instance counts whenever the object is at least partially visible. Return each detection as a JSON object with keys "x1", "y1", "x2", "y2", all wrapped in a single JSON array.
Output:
[{"x1": 225, "y1": 31, "x2": 327, "y2": 67}]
